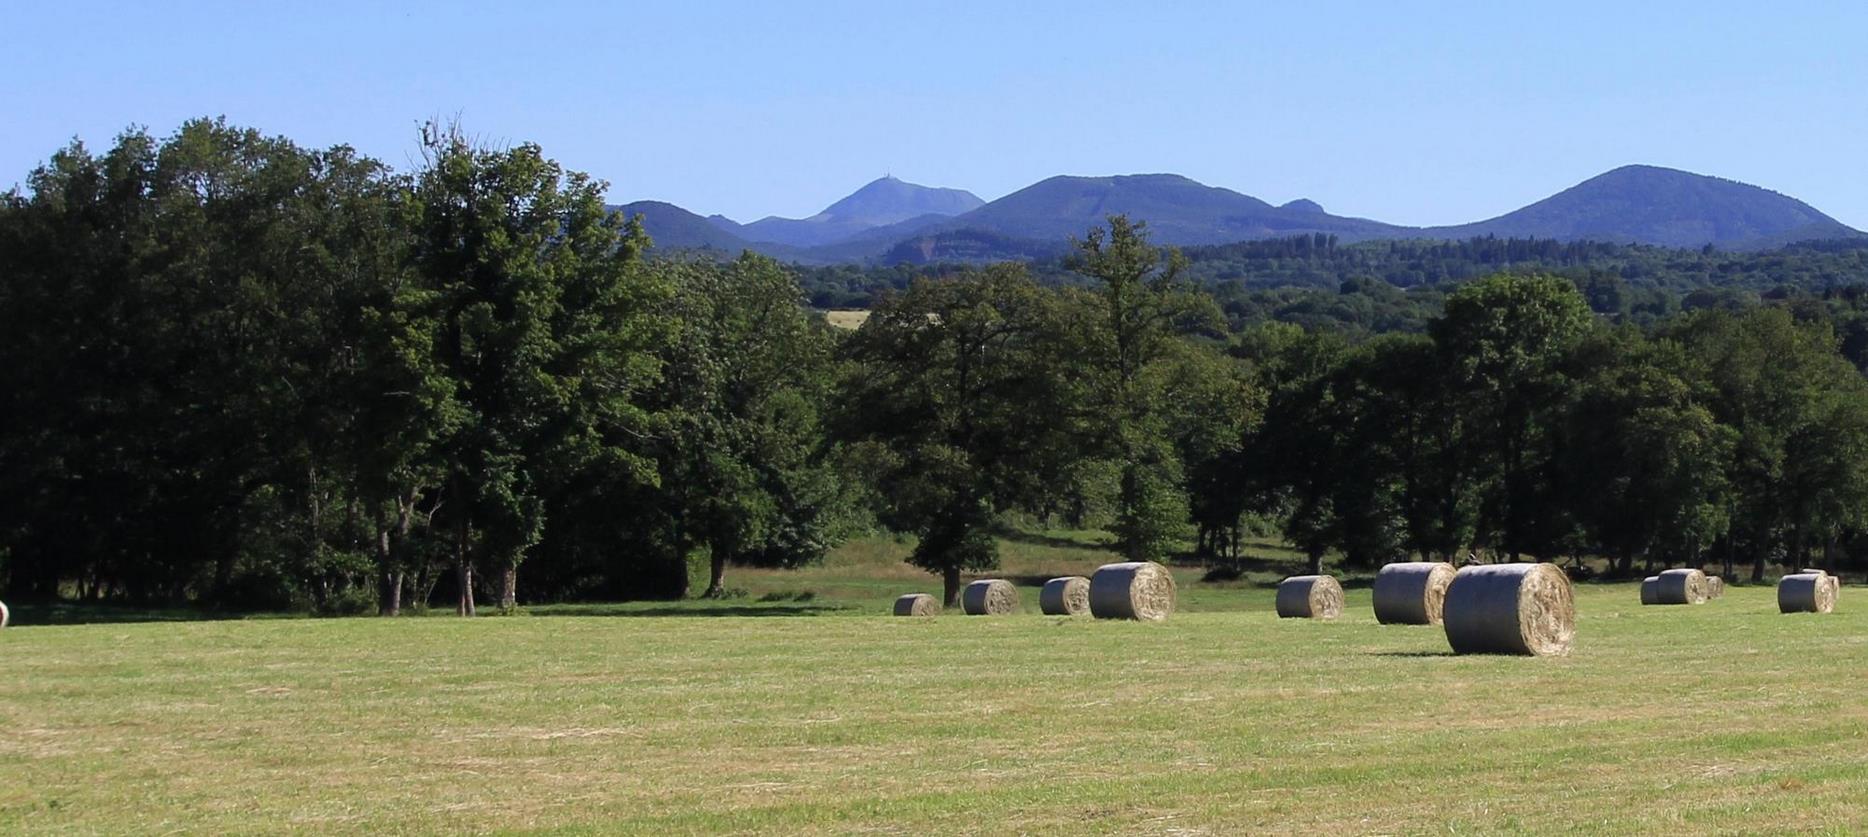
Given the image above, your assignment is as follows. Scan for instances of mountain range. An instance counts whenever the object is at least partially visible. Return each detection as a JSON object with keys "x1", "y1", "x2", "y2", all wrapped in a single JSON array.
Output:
[{"x1": 615, "y1": 165, "x2": 1863, "y2": 265}]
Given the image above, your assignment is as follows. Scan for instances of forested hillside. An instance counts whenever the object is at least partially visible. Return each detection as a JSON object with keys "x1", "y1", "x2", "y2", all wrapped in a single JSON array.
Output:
[{"x1": 7, "y1": 121, "x2": 1868, "y2": 614}]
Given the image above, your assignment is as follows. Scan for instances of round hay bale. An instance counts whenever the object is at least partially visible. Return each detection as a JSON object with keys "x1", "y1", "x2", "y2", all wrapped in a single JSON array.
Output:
[
  {"x1": 1778, "y1": 572, "x2": 1835, "y2": 614},
  {"x1": 1705, "y1": 575, "x2": 1725, "y2": 599},
  {"x1": 1276, "y1": 575, "x2": 1344, "y2": 620},
  {"x1": 1039, "y1": 576, "x2": 1092, "y2": 616},
  {"x1": 1639, "y1": 576, "x2": 1660, "y2": 605},
  {"x1": 1088, "y1": 561, "x2": 1177, "y2": 621},
  {"x1": 1372, "y1": 562, "x2": 1456, "y2": 625},
  {"x1": 961, "y1": 579, "x2": 1018, "y2": 616},
  {"x1": 1442, "y1": 563, "x2": 1576, "y2": 656},
  {"x1": 0, "y1": 600, "x2": 7, "y2": 629},
  {"x1": 1655, "y1": 568, "x2": 1709, "y2": 605},
  {"x1": 893, "y1": 593, "x2": 939, "y2": 617}
]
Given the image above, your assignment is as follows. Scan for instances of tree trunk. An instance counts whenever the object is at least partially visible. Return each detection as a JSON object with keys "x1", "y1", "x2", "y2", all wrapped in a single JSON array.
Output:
[
  {"x1": 456, "y1": 556, "x2": 475, "y2": 617},
  {"x1": 1307, "y1": 548, "x2": 1324, "y2": 575},
  {"x1": 942, "y1": 565, "x2": 962, "y2": 607},
  {"x1": 498, "y1": 561, "x2": 517, "y2": 612},
  {"x1": 455, "y1": 509, "x2": 475, "y2": 617},
  {"x1": 704, "y1": 547, "x2": 727, "y2": 598},
  {"x1": 452, "y1": 477, "x2": 475, "y2": 616},
  {"x1": 377, "y1": 526, "x2": 399, "y2": 617}
]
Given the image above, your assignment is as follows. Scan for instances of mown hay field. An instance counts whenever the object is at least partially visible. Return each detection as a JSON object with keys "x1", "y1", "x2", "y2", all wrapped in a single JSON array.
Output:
[{"x1": 2, "y1": 539, "x2": 1866, "y2": 833}]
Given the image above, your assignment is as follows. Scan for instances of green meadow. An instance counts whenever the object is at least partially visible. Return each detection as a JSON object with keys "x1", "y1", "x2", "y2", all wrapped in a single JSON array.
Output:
[{"x1": 2, "y1": 536, "x2": 1865, "y2": 834}]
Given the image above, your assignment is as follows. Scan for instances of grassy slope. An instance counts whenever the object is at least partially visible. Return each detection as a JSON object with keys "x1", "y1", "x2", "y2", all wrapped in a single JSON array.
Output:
[{"x1": 2, "y1": 537, "x2": 1865, "y2": 833}]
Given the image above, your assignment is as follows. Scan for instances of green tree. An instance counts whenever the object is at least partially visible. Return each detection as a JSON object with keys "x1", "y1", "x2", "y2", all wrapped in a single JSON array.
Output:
[
  {"x1": 405, "y1": 123, "x2": 664, "y2": 615},
  {"x1": 655, "y1": 253, "x2": 847, "y2": 597},
  {"x1": 1430, "y1": 274, "x2": 1595, "y2": 560},
  {"x1": 1066, "y1": 216, "x2": 1222, "y2": 561},
  {"x1": 836, "y1": 265, "x2": 1066, "y2": 604}
]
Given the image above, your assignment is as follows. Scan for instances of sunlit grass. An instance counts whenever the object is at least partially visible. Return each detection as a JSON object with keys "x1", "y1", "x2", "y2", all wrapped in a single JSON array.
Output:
[{"x1": 1, "y1": 549, "x2": 1864, "y2": 833}]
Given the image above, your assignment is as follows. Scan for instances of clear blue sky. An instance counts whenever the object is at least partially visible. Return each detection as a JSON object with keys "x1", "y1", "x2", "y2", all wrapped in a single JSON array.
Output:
[{"x1": 5, "y1": 1, "x2": 1867, "y2": 227}]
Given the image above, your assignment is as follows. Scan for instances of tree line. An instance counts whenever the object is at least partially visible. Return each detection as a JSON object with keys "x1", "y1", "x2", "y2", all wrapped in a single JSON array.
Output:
[{"x1": 4, "y1": 120, "x2": 1867, "y2": 613}]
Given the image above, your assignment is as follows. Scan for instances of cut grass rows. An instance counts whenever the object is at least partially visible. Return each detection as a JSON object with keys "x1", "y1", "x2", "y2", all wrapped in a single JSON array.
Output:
[{"x1": 2, "y1": 580, "x2": 1865, "y2": 833}]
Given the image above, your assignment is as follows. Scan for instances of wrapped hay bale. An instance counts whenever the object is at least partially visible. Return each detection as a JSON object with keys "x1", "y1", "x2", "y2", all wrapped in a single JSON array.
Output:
[
  {"x1": 1088, "y1": 561, "x2": 1177, "y2": 621},
  {"x1": 1372, "y1": 562, "x2": 1456, "y2": 625},
  {"x1": 961, "y1": 579, "x2": 1019, "y2": 615},
  {"x1": 1276, "y1": 575, "x2": 1344, "y2": 620},
  {"x1": 1655, "y1": 568, "x2": 1710, "y2": 605},
  {"x1": 1442, "y1": 563, "x2": 1576, "y2": 656},
  {"x1": 893, "y1": 593, "x2": 939, "y2": 617},
  {"x1": 1705, "y1": 575, "x2": 1725, "y2": 599},
  {"x1": 1039, "y1": 576, "x2": 1092, "y2": 616},
  {"x1": 1778, "y1": 573, "x2": 1836, "y2": 614},
  {"x1": 1639, "y1": 577, "x2": 1661, "y2": 605}
]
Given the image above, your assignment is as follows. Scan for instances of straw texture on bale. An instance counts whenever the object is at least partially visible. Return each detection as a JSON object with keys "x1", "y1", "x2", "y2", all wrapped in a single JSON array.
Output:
[
  {"x1": 892, "y1": 593, "x2": 939, "y2": 617},
  {"x1": 1655, "y1": 568, "x2": 1709, "y2": 605},
  {"x1": 1442, "y1": 563, "x2": 1576, "y2": 656},
  {"x1": 0, "y1": 600, "x2": 7, "y2": 629},
  {"x1": 1088, "y1": 561, "x2": 1177, "y2": 621},
  {"x1": 961, "y1": 579, "x2": 1019, "y2": 615},
  {"x1": 1276, "y1": 575, "x2": 1344, "y2": 619},
  {"x1": 1705, "y1": 575, "x2": 1725, "y2": 599},
  {"x1": 1039, "y1": 576, "x2": 1092, "y2": 616},
  {"x1": 1639, "y1": 577, "x2": 1660, "y2": 605},
  {"x1": 1778, "y1": 573, "x2": 1836, "y2": 614},
  {"x1": 1372, "y1": 562, "x2": 1455, "y2": 625}
]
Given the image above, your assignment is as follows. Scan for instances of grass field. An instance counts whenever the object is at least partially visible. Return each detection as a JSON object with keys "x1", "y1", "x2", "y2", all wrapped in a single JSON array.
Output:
[
  {"x1": 820, "y1": 309, "x2": 870, "y2": 330},
  {"x1": 3, "y1": 536, "x2": 1866, "y2": 833}
]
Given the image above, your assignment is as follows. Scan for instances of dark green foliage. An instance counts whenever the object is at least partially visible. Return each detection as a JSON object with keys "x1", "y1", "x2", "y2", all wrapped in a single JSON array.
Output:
[
  {"x1": 10, "y1": 122, "x2": 1868, "y2": 612},
  {"x1": 651, "y1": 253, "x2": 849, "y2": 597},
  {"x1": 834, "y1": 263, "x2": 1072, "y2": 604}
]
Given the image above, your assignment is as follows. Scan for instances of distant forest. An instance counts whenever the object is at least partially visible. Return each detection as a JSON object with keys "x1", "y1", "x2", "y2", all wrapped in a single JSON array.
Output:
[
  {"x1": 800, "y1": 234, "x2": 1868, "y2": 333},
  {"x1": 9, "y1": 119, "x2": 1868, "y2": 615}
]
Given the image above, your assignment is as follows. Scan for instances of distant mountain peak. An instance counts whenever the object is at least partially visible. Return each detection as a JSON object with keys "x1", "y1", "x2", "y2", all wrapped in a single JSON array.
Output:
[
  {"x1": 817, "y1": 176, "x2": 983, "y2": 224},
  {"x1": 1426, "y1": 164, "x2": 1852, "y2": 249},
  {"x1": 1281, "y1": 198, "x2": 1325, "y2": 214},
  {"x1": 731, "y1": 176, "x2": 985, "y2": 248}
]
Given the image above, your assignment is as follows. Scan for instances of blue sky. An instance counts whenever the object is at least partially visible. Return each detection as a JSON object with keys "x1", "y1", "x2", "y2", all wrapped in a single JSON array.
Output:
[{"x1": 4, "y1": 1, "x2": 1866, "y2": 227}]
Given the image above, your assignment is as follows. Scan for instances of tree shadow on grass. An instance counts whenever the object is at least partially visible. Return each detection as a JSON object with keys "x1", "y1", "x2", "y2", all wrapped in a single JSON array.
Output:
[
  {"x1": 525, "y1": 603, "x2": 854, "y2": 618},
  {"x1": 5, "y1": 603, "x2": 283, "y2": 627},
  {"x1": 989, "y1": 525, "x2": 1118, "y2": 552},
  {"x1": 1247, "y1": 575, "x2": 1376, "y2": 590}
]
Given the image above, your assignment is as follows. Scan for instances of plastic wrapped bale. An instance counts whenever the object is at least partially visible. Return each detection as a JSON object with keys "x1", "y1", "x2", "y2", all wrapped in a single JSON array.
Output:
[
  {"x1": 1639, "y1": 577, "x2": 1661, "y2": 605},
  {"x1": 1039, "y1": 576, "x2": 1092, "y2": 616},
  {"x1": 1371, "y1": 562, "x2": 1456, "y2": 625},
  {"x1": 893, "y1": 593, "x2": 939, "y2": 617},
  {"x1": 1655, "y1": 568, "x2": 1709, "y2": 605},
  {"x1": 1778, "y1": 573, "x2": 1836, "y2": 614},
  {"x1": 1088, "y1": 562, "x2": 1177, "y2": 621},
  {"x1": 961, "y1": 579, "x2": 1019, "y2": 615},
  {"x1": 1705, "y1": 576, "x2": 1725, "y2": 599},
  {"x1": 1442, "y1": 563, "x2": 1576, "y2": 656},
  {"x1": 1276, "y1": 575, "x2": 1344, "y2": 620}
]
